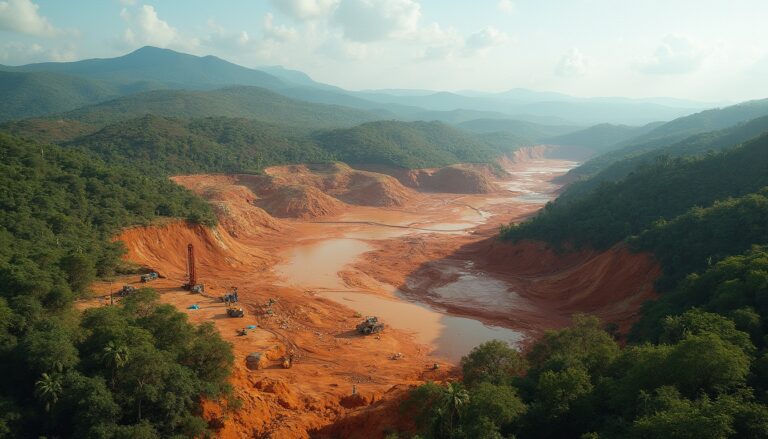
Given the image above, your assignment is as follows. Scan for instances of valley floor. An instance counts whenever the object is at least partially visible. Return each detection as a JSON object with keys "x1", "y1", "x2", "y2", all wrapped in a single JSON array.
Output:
[{"x1": 84, "y1": 152, "x2": 659, "y2": 438}]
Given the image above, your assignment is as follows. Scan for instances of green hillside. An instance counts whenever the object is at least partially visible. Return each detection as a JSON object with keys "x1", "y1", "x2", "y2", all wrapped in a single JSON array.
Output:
[
  {"x1": 544, "y1": 122, "x2": 662, "y2": 154},
  {"x1": 67, "y1": 115, "x2": 329, "y2": 175},
  {"x1": 9, "y1": 46, "x2": 285, "y2": 91},
  {"x1": 456, "y1": 118, "x2": 579, "y2": 141},
  {"x1": 561, "y1": 115, "x2": 768, "y2": 200},
  {"x1": 315, "y1": 120, "x2": 528, "y2": 168},
  {"x1": 568, "y1": 98, "x2": 768, "y2": 180},
  {"x1": 501, "y1": 132, "x2": 768, "y2": 253},
  {"x1": 0, "y1": 132, "x2": 229, "y2": 437},
  {"x1": 0, "y1": 71, "x2": 120, "y2": 122},
  {"x1": 58, "y1": 86, "x2": 381, "y2": 129},
  {"x1": 61, "y1": 116, "x2": 528, "y2": 176}
]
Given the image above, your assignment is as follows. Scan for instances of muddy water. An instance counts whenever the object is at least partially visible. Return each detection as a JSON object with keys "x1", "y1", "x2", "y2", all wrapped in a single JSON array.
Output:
[
  {"x1": 316, "y1": 291, "x2": 523, "y2": 361},
  {"x1": 273, "y1": 157, "x2": 579, "y2": 362},
  {"x1": 275, "y1": 239, "x2": 373, "y2": 289}
]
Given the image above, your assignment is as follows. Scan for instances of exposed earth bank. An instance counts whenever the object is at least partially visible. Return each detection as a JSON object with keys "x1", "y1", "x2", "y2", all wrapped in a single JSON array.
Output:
[{"x1": 95, "y1": 146, "x2": 659, "y2": 438}]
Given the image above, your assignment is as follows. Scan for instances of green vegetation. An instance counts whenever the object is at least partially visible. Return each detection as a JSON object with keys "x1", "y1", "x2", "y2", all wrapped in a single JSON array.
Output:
[
  {"x1": 316, "y1": 120, "x2": 527, "y2": 168},
  {"x1": 566, "y1": 98, "x2": 768, "y2": 182},
  {"x1": 67, "y1": 115, "x2": 329, "y2": 176},
  {"x1": 0, "y1": 133, "x2": 229, "y2": 437},
  {"x1": 500, "y1": 133, "x2": 768, "y2": 253},
  {"x1": 456, "y1": 118, "x2": 579, "y2": 141},
  {"x1": 544, "y1": 122, "x2": 662, "y2": 154},
  {"x1": 58, "y1": 86, "x2": 381, "y2": 130},
  {"x1": 562, "y1": 115, "x2": 768, "y2": 201},
  {"x1": 19, "y1": 116, "x2": 526, "y2": 177},
  {"x1": 475, "y1": 112, "x2": 768, "y2": 438},
  {"x1": 0, "y1": 71, "x2": 120, "y2": 122},
  {"x1": 404, "y1": 314, "x2": 768, "y2": 438}
]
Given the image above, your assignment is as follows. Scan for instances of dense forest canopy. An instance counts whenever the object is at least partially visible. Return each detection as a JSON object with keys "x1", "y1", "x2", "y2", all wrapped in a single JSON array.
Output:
[{"x1": 0, "y1": 133, "x2": 229, "y2": 437}]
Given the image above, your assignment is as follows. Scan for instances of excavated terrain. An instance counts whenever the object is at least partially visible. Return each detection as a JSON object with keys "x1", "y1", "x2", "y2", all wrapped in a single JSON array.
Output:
[{"x1": 86, "y1": 147, "x2": 660, "y2": 438}]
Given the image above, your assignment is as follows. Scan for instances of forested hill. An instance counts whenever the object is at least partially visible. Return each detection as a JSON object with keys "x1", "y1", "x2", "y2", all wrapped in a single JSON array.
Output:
[
  {"x1": 0, "y1": 71, "x2": 121, "y2": 122},
  {"x1": 61, "y1": 116, "x2": 529, "y2": 175},
  {"x1": 315, "y1": 120, "x2": 528, "y2": 168},
  {"x1": 560, "y1": 115, "x2": 768, "y2": 201},
  {"x1": 501, "y1": 132, "x2": 768, "y2": 262},
  {"x1": 57, "y1": 86, "x2": 384, "y2": 129},
  {"x1": 67, "y1": 115, "x2": 329, "y2": 175},
  {"x1": 543, "y1": 122, "x2": 662, "y2": 154},
  {"x1": 5, "y1": 45, "x2": 285, "y2": 91},
  {"x1": 566, "y1": 98, "x2": 768, "y2": 180},
  {"x1": 0, "y1": 132, "x2": 231, "y2": 437}
]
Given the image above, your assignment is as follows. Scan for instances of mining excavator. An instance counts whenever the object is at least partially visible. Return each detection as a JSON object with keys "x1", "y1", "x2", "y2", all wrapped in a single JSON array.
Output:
[{"x1": 356, "y1": 316, "x2": 384, "y2": 335}]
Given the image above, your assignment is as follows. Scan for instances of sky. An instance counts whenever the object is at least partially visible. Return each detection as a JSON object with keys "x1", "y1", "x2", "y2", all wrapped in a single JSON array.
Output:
[{"x1": 1, "y1": 0, "x2": 767, "y2": 102}]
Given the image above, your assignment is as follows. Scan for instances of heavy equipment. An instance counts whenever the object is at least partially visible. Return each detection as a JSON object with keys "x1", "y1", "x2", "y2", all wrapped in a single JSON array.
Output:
[{"x1": 356, "y1": 316, "x2": 384, "y2": 335}]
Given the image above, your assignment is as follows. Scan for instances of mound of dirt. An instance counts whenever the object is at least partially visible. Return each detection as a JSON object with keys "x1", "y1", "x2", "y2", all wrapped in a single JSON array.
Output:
[
  {"x1": 262, "y1": 163, "x2": 416, "y2": 208},
  {"x1": 352, "y1": 164, "x2": 500, "y2": 194},
  {"x1": 337, "y1": 172, "x2": 414, "y2": 207},
  {"x1": 424, "y1": 165, "x2": 499, "y2": 194},
  {"x1": 257, "y1": 185, "x2": 347, "y2": 219}
]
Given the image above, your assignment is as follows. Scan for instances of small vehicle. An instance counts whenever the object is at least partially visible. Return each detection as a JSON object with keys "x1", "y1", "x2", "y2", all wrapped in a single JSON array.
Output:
[
  {"x1": 140, "y1": 272, "x2": 159, "y2": 283},
  {"x1": 117, "y1": 285, "x2": 136, "y2": 297},
  {"x1": 356, "y1": 316, "x2": 384, "y2": 335},
  {"x1": 227, "y1": 307, "x2": 245, "y2": 318}
]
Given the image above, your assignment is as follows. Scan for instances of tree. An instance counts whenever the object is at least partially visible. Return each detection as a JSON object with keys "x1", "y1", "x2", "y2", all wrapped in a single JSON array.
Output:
[
  {"x1": 442, "y1": 382, "x2": 469, "y2": 435},
  {"x1": 59, "y1": 253, "x2": 97, "y2": 294},
  {"x1": 102, "y1": 341, "x2": 129, "y2": 389},
  {"x1": 34, "y1": 372, "x2": 63, "y2": 413},
  {"x1": 460, "y1": 340, "x2": 526, "y2": 386}
]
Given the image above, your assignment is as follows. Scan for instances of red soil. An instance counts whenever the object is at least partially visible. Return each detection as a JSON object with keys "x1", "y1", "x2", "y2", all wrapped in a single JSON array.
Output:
[{"x1": 89, "y1": 152, "x2": 660, "y2": 437}]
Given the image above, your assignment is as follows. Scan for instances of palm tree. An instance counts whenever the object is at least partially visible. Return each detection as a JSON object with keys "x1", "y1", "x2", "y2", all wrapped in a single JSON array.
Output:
[
  {"x1": 442, "y1": 382, "x2": 470, "y2": 436},
  {"x1": 35, "y1": 372, "x2": 63, "y2": 413},
  {"x1": 102, "y1": 341, "x2": 129, "y2": 389}
]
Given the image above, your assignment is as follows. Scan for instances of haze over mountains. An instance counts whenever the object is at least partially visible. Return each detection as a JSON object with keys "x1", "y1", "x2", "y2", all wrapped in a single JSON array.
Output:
[{"x1": 0, "y1": 46, "x2": 709, "y2": 126}]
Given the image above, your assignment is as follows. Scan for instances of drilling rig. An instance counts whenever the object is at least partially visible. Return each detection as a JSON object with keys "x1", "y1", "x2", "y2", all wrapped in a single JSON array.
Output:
[{"x1": 184, "y1": 243, "x2": 204, "y2": 293}]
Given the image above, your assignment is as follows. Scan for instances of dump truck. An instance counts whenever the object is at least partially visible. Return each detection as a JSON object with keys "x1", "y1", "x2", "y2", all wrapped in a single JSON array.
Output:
[
  {"x1": 356, "y1": 316, "x2": 384, "y2": 335},
  {"x1": 140, "y1": 272, "x2": 159, "y2": 283}
]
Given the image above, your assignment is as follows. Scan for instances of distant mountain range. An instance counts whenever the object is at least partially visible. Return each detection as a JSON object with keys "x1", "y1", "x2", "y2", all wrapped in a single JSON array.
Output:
[{"x1": 0, "y1": 46, "x2": 711, "y2": 126}]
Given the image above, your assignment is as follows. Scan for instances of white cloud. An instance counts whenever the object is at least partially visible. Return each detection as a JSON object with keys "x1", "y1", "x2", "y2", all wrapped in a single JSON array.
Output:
[
  {"x1": 465, "y1": 26, "x2": 509, "y2": 51},
  {"x1": 269, "y1": 0, "x2": 339, "y2": 21},
  {"x1": 497, "y1": 0, "x2": 515, "y2": 15},
  {"x1": 332, "y1": 0, "x2": 421, "y2": 42},
  {"x1": 0, "y1": 41, "x2": 76, "y2": 64},
  {"x1": 319, "y1": 36, "x2": 368, "y2": 60},
  {"x1": 263, "y1": 13, "x2": 298, "y2": 42},
  {"x1": 555, "y1": 48, "x2": 588, "y2": 77},
  {"x1": 120, "y1": 5, "x2": 197, "y2": 50},
  {"x1": 204, "y1": 23, "x2": 251, "y2": 51},
  {"x1": 637, "y1": 34, "x2": 705, "y2": 75},
  {"x1": 0, "y1": 0, "x2": 60, "y2": 37}
]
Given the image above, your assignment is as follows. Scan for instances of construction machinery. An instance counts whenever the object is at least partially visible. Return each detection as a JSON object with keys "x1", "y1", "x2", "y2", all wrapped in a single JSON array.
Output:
[
  {"x1": 356, "y1": 316, "x2": 384, "y2": 335},
  {"x1": 227, "y1": 306, "x2": 245, "y2": 318},
  {"x1": 140, "y1": 272, "x2": 159, "y2": 283},
  {"x1": 183, "y1": 244, "x2": 204, "y2": 292},
  {"x1": 117, "y1": 285, "x2": 136, "y2": 297}
]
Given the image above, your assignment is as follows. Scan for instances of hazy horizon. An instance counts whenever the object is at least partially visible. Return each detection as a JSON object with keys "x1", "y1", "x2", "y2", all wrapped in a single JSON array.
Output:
[{"x1": 1, "y1": 0, "x2": 767, "y2": 102}]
